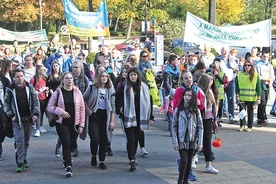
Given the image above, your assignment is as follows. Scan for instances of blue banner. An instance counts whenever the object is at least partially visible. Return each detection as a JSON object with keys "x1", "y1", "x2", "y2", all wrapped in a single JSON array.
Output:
[{"x1": 62, "y1": 0, "x2": 109, "y2": 36}]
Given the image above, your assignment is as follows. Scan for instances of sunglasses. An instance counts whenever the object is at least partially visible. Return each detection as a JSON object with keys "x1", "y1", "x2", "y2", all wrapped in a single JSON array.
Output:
[
  {"x1": 244, "y1": 64, "x2": 252, "y2": 67},
  {"x1": 142, "y1": 55, "x2": 148, "y2": 58}
]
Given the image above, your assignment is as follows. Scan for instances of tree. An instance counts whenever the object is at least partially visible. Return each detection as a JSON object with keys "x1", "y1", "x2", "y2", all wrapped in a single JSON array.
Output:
[{"x1": 0, "y1": 0, "x2": 38, "y2": 30}]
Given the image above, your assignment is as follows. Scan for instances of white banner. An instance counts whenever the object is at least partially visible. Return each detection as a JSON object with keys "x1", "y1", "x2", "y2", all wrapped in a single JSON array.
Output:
[
  {"x1": 0, "y1": 27, "x2": 48, "y2": 42},
  {"x1": 184, "y1": 12, "x2": 271, "y2": 47}
]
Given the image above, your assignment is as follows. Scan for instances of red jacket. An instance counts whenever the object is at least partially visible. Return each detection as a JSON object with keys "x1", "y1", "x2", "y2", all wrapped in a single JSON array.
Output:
[{"x1": 173, "y1": 84, "x2": 205, "y2": 110}]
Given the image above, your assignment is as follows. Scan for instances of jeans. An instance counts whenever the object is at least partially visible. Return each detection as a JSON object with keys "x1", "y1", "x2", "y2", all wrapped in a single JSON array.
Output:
[
  {"x1": 270, "y1": 97, "x2": 276, "y2": 114},
  {"x1": 167, "y1": 113, "x2": 173, "y2": 132},
  {"x1": 13, "y1": 120, "x2": 33, "y2": 164},
  {"x1": 88, "y1": 109, "x2": 108, "y2": 162},
  {"x1": 224, "y1": 80, "x2": 235, "y2": 119},
  {"x1": 239, "y1": 102, "x2": 254, "y2": 128},
  {"x1": 56, "y1": 122, "x2": 78, "y2": 167}
]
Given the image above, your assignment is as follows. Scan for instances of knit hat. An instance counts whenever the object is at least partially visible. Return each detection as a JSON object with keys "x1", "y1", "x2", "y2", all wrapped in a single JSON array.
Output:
[{"x1": 170, "y1": 88, "x2": 176, "y2": 98}]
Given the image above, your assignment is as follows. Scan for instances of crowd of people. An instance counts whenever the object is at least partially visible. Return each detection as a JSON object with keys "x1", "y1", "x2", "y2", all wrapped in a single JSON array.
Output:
[{"x1": 0, "y1": 39, "x2": 275, "y2": 184}]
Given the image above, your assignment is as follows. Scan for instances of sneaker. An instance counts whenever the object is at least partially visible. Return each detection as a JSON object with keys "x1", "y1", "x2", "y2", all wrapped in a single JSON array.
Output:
[
  {"x1": 229, "y1": 117, "x2": 239, "y2": 124},
  {"x1": 23, "y1": 160, "x2": 29, "y2": 168},
  {"x1": 188, "y1": 169, "x2": 197, "y2": 181},
  {"x1": 206, "y1": 165, "x2": 219, "y2": 174},
  {"x1": 65, "y1": 166, "x2": 73, "y2": 177},
  {"x1": 72, "y1": 147, "x2": 79, "y2": 157},
  {"x1": 15, "y1": 163, "x2": 24, "y2": 173},
  {"x1": 129, "y1": 161, "x2": 136, "y2": 172},
  {"x1": 218, "y1": 117, "x2": 223, "y2": 122},
  {"x1": 246, "y1": 128, "x2": 252, "y2": 132},
  {"x1": 140, "y1": 148, "x2": 148, "y2": 156},
  {"x1": 55, "y1": 144, "x2": 61, "y2": 158},
  {"x1": 34, "y1": 130, "x2": 40, "y2": 137},
  {"x1": 39, "y1": 126, "x2": 47, "y2": 133},
  {"x1": 91, "y1": 156, "x2": 97, "y2": 166},
  {"x1": 106, "y1": 146, "x2": 113, "y2": 156},
  {"x1": 194, "y1": 154, "x2": 198, "y2": 163},
  {"x1": 239, "y1": 125, "x2": 245, "y2": 132},
  {"x1": 191, "y1": 158, "x2": 196, "y2": 169},
  {"x1": 99, "y1": 162, "x2": 107, "y2": 170}
]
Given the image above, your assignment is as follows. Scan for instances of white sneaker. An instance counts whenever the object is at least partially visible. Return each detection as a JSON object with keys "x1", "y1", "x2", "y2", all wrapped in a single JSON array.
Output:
[
  {"x1": 191, "y1": 158, "x2": 196, "y2": 169},
  {"x1": 34, "y1": 130, "x2": 40, "y2": 137},
  {"x1": 194, "y1": 154, "x2": 198, "y2": 163},
  {"x1": 206, "y1": 165, "x2": 219, "y2": 174},
  {"x1": 140, "y1": 148, "x2": 148, "y2": 156},
  {"x1": 40, "y1": 126, "x2": 47, "y2": 133}
]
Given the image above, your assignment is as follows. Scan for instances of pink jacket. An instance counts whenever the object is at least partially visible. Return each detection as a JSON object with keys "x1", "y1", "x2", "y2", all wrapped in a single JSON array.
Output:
[{"x1": 47, "y1": 86, "x2": 85, "y2": 128}]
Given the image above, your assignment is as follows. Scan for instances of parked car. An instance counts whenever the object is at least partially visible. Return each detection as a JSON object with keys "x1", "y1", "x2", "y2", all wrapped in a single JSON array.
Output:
[
  {"x1": 163, "y1": 38, "x2": 203, "y2": 61},
  {"x1": 114, "y1": 38, "x2": 140, "y2": 51}
]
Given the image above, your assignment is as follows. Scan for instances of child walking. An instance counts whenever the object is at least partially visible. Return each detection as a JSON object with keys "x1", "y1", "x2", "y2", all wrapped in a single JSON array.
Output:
[
  {"x1": 162, "y1": 88, "x2": 176, "y2": 136},
  {"x1": 172, "y1": 88, "x2": 203, "y2": 184}
]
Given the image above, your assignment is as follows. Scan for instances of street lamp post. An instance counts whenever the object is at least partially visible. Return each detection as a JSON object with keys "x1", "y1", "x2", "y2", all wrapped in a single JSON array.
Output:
[{"x1": 39, "y1": 0, "x2": 43, "y2": 30}]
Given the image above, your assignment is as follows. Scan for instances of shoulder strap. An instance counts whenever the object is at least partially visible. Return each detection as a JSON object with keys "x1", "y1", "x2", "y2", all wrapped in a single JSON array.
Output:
[
  {"x1": 55, "y1": 89, "x2": 60, "y2": 105},
  {"x1": 33, "y1": 76, "x2": 36, "y2": 87}
]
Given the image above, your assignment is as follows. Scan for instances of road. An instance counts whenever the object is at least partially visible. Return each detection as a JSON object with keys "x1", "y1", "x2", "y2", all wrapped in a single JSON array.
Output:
[{"x1": 0, "y1": 93, "x2": 276, "y2": 184}]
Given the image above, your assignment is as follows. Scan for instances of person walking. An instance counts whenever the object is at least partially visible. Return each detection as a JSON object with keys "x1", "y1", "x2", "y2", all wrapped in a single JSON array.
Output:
[
  {"x1": 115, "y1": 67, "x2": 153, "y2": 171},
  {"x1": 47, "y1": 61, "x2": 63, "y2": 157},
  {"x1": 4, "y1": 67, "x2": 40, "y2": 172},
  {"x1": 47, "y1": 72, "x2": 85, "y2": 177},
  {"x1": 30, "y1": 65, "x2": 48, "y2": 137},
  {"x1": 236, "y1": 61, "x2": 261, "y2": 132},
  {"x1": 197, "y1": 74, "x2": 219, "y2": 174},
  {"x1": 172, "y1": 88, "x2": 203, "y2": 184},
  {"x1": 254, "y1": 51, "x2": 274, "y2": 125},
  {"x1": 83, "y1": 70, "x2": 115, "y2": 170}
]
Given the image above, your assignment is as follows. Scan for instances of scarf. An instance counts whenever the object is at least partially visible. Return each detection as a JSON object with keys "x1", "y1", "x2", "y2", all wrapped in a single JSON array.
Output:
[
  {"x1": 164, "y1": 63, "x2": 180, "y2": 79},
  {"x1": 123, "y1": 82, "x2": 151, "y2": 130}
]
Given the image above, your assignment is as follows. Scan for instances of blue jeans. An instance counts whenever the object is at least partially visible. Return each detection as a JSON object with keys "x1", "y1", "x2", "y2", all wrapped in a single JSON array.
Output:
[
  {"x1": 224, "y1": 80, "x2": 235, "y2": 119},
  {"x1": 270, "y1": 97, "x2": 276, "y2": 114}
]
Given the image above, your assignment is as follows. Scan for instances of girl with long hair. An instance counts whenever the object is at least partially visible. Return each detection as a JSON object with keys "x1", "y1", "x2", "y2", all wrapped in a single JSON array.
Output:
[
  {"x1": 172, "y1": 88, "x2": 203, "y2": 184},
  {"x1": 83, "y1": 70, "x2": 115, "y2": 170},
  {"x1": 30, "y1": 65, "x2": 48, "y2": 137},
  {"x1": 47, "y1": 72, "x2": 85, "y2": 177},
  {"x1": 197, "y1": 74, "x2": 219, "y2": 174},
  {"x1": 236, "y1": 61, "x2": 261, "y2": 132},
  {"x1": 115, "y1": 67, "x2": 153, "y2": 171}
]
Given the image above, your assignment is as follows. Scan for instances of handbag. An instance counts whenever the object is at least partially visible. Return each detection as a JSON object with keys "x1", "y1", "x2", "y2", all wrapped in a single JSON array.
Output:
[{"x1": 46, "y1": 90, "x2": 60, "y2": 127}]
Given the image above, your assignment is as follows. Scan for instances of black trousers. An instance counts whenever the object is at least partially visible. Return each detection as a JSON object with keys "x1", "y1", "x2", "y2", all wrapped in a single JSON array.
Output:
[
  {"x1": 239, "y1": 102, "x2": 254, "y2": 128},
  {"x1": 203, "y1": 118, "x2": 213, "y2": 162},
  {"x1": 88, "y1": 109, "x2": 108, "y2": 162},
  {"x1": 257, "y1": 89, "x2": 269, "y2": 121},
  {"x1": 125, "y1": 126, "x2": 140, "y2": 161},
  {"x1": 217, "y1": 99, "x2": 224, "y2": 118},
  {"x1": 56, "y1": 122, "x2": 78, "y2": 167},
  {"x1": 139, "y1": 130, "x2": 145, "y2": 148}
]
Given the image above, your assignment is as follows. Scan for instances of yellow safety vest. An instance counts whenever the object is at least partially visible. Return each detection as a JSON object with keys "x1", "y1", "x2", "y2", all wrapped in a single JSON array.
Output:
[
  {"x1": 237, "y1": 72, "x2": 258, "y2": 102},
  {"x1": 215, "y1": 72, "x2": 225, "y2": 100}
]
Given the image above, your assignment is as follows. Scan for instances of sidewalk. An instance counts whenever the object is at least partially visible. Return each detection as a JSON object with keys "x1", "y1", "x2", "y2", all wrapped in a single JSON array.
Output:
[{"x1": 0, "y1": 96, "x2": 276, "y2": 183}]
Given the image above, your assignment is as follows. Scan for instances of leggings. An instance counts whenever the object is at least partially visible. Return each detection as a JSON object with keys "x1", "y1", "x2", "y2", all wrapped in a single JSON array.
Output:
[
  {"x1": 178, "y1": 149, "x2": 195, "y2": 182},
  {"x1": 36, "y1": 99, "x2": 47, "y2": 130},
  {"x1": 203, "y1": 118, "x2": 213, "y2": 162},
  {"x1": 88, "y1": 109, "x2": 108, "y2": 162}
]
